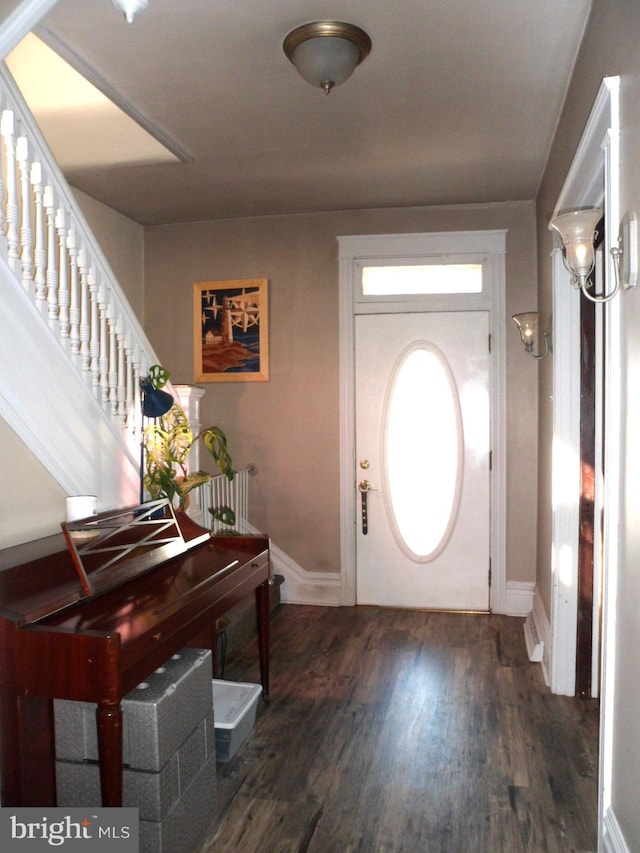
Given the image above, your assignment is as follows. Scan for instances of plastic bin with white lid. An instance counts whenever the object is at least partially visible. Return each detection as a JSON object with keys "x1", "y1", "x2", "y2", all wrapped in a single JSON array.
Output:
[{"x1": 212, "y1": 679, "x2": 262, "y2": 762}]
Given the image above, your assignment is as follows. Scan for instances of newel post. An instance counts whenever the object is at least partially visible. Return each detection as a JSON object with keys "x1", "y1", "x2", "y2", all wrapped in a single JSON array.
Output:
[{"x1": 174, "y1": 384, "x2": 206, "y2": 516}]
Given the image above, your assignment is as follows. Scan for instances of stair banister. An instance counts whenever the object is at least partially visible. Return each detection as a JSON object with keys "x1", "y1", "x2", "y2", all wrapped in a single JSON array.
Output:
[{"x1": 0, "y1": 57, "x2": 168, "y2": 506}]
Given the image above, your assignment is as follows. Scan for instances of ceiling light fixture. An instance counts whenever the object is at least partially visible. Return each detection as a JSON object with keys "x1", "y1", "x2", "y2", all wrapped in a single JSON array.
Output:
[
  {"x1": 112, "y1": 0, "x2": 149, "y2": 24},
  {"x1": 283, "y1": 21, "x2": 372, "y2": 95}
]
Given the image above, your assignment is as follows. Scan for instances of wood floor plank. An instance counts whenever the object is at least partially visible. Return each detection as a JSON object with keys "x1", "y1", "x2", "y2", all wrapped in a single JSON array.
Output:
[{"x1": 198, "y1": 606, "x2": 598, "y2": 853}]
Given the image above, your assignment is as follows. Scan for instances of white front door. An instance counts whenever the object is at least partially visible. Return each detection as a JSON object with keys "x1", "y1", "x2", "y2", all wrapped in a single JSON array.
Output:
[{"x1": 355, "y1": 311, "x2": 491, "y2": 611}]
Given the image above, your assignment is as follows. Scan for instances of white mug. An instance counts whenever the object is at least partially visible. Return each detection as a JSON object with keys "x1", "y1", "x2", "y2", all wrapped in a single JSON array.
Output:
[{"x1": 65, "y1": 495, "x2": 98, "y2": 523}]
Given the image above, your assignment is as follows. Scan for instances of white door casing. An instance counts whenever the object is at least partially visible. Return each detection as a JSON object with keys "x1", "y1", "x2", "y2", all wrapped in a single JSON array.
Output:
[
  {"x1": 549, "y1": 75, "x2": 621, "y2": 845},
  {"x1": 338, "y1": 230, "x2": 507, "y2": 613},
  {"x1": 549, "y1": 77, "x2": 620, "y2": 698}
]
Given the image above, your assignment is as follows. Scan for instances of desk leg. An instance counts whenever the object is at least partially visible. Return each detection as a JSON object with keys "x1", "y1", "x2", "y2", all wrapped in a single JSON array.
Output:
[
  {"x1": 96, "y1": 702, "x2": 123, "y2": 806},
  {"x1": 255, "y1": 579, "x2": 271, "y2": 699},
  {"x1": 15, "y1": 696, "x2": 56, "y2": 805}
]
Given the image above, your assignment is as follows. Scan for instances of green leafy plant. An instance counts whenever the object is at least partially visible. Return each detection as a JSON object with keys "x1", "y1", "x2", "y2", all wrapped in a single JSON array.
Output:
[{"x1": 142, "y1": 367, "x2": 235, "y2": 523}]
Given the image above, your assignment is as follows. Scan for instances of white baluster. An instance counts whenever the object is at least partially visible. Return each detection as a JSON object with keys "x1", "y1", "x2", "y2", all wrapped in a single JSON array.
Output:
[
  {"x1": 134, "y1": 356, "x2": 145, "y2": 449},
  {"x1": 30, "y1": 161, "x2": 46, "y2": 309},
  {"x1": 124, "y1": 341, "x2": 135, "y2": 435},
  {"x1": 56, "y1": 208, "x2": 70, "y2": 340},
  {"x1": 108, "y1": 312, "x2": 118, "y2": 417},
  {"x1": 88, "y1": 267, "x2": 101, "y2": 391},
  {"x1": 43, "y1": 185, "x2": 58, "y2": 332},
  {"x1": 16, "y1": 136, "x2": 33, "y2": 292},
  {"x1": 1, "y1": 110, "x2": 20, "y2": 271},
  {"x1": 133, "y1": 349, "x2": 143, "y2": 429},
  {"x1": 116, "y1": 323, "x2": 127, "y2": 426},
  {"x1": 67, "y1": 227, "x2": 80, "y2": 355},
  {"x1": 77, "y1": 247, "x2": 91, "y2": 372},
  {"x1": 0, "y1": 112, "x2": 5, "y2": 238},
  {"x1": 98, "y1": 290, "x2": 110, "y2": 405}
]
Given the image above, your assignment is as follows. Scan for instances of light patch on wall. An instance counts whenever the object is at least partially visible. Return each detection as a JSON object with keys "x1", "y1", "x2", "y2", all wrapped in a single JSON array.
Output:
[
  {"x1": 551, "y1": 435, "x2": 580, "y2": 511},
  {"x1": 556, "y1": 543, "x2": 576, "y2": 589},
  {"x1": 5, "y1": 33, "x2": 179, "y2": 169}
]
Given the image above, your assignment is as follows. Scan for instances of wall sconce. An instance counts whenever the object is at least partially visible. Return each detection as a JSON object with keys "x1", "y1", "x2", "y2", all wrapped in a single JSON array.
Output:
[
  {"x1": 513, "y1": 312, "x2": 550, "y2": 360},
  {"x1": 549, "y1": 207, "x2": 638, "y2": 303},
  {"x1": 283, "y1": 21, "x2": 372, "y2": 95}
]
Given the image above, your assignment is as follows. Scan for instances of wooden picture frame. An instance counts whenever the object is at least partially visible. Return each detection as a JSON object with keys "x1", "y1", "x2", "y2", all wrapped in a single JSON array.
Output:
[{"x1": 193, "y1": 278, "x2": 269, "y2": 382}]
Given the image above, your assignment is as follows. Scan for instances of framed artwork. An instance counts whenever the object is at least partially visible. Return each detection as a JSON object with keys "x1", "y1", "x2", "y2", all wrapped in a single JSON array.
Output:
[{"x1": 193, "y1": 278, "x2": 269, "y2": 382}]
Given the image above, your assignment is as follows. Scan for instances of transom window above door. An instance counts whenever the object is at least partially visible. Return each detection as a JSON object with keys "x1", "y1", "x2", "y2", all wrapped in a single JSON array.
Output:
[{"x1": 362, "y1": 264, "x2": 483, "y2": 295}]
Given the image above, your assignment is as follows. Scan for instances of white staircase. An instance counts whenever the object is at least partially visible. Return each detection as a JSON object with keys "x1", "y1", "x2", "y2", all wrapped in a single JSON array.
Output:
[{"x1": 0, "y1": 56, "x2": 162, "y2": 509}]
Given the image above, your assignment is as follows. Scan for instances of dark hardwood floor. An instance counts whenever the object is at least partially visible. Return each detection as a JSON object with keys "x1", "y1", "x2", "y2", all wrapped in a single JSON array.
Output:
[{"x1": 198, "y1": 604, "x2": 599, "y2": 853}]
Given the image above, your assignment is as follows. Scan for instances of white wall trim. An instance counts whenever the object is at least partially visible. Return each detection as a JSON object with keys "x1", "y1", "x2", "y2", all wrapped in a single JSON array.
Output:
[
  {"x1": 338, "y1": 230, "x2": 507, "y2": 612},
  {"x1": 550, "y1": 76, "x2": 622, "y2": 848},
  {"x1": 599, "y1": 85, "x2": 623, "y2": 853},
  {"x1": 549, "y1": 77, "x2": 620, "y2": 700},
  {"x1": 338, "y1": 247, "x2": 358, "y2": 605},
  {"x1": 276, "y1": 559, "x2": 342, "y2": 606},
  {"x1": 0, "y1": 0, "x2": 58, "y2": 61},
  {"x1": 550, "y1": 246, "x2": 581, "y2": 696},
  {"x1": 602, "y1": 806, "x2": 631, "y2": 853},
  {"x1": 242, "y1": 521, "x2": 342, "y2": 606},
  {"x1": 505, "y1": 581, "x2": 534, "y2": 616},
  {"x1": 553, "y1": 78, "x2": 617, "y2": 217}
]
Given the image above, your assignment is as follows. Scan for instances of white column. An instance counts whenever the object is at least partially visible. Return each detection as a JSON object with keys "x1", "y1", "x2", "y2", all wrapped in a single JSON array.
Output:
[
  {"x1": 174, "y1": 384, "x2": 206, "y2": 520},
  {"x1": 174, "y1": 384, "x2": 205, "y2": 473}
]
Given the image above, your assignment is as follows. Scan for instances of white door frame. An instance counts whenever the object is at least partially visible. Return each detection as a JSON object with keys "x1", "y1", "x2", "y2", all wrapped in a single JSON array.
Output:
[
  {"x1": 549, "y1": 76, "x2": 620, "y2": 693},
  {"x1": 338, "y1": 230, "x2": 507, "y2": 612},
  {"x1": 548, "y1": 75, "x2": 621, "y2": 846}
]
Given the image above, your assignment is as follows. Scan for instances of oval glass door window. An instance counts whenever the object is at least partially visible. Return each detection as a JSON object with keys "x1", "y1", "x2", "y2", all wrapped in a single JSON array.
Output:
[{"x1": 383, "y1": 343, "x2": 463, "y2": 561}]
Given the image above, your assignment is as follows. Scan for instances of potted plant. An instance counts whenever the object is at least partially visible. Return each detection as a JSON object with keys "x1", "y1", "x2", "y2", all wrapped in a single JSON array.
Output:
[{"x1": 142, "y1": 366, "x2": 235, "y2": 525}]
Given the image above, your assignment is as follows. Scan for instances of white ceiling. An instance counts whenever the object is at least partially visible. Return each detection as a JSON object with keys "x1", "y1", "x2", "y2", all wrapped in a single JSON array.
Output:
[{"x1": 14, "y1": 0, "x2": 592, "y2": 226}]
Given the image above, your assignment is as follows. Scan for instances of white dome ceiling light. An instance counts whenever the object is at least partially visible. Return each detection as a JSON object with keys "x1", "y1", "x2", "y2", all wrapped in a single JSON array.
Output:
[{"x1": 283, "y1": 21, "x2": 372, "y2": 95}]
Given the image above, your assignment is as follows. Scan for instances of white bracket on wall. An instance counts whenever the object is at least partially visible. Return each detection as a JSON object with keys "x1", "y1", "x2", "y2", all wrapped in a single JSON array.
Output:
[
  {"x1": 619, "y1": 210, "x2": 638, "y2": 290},
  {"x1": 524, "y1": 611, "x2": 544, "y2": 663}
]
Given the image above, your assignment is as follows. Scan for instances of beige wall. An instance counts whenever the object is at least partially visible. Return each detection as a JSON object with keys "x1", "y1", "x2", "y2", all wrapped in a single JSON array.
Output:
[
  {"x1": 536, "y1": 0, "x2": 640, "y2": 846},
  {"x1": 72, "y1": 187, "x2": 145, "y2": 320},
  {"x1": 0, "y1": 418, "x2": 66, "y2": 548},
  {"x1": 1, "y1": 191, "x2": 145, "y2": 549},
  {"x1": 144, "y1": 202, "x2": 538, "y2": 583}
]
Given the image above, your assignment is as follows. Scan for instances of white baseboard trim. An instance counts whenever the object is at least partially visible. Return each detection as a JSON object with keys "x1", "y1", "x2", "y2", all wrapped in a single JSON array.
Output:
[
  {"x1": 238, "y1": 543, "x2": 557, "y2": 620},
  {"x1": 603, "y1": 805, "x2": 631, "y2": 853},
  {"x1": 505, "y1": 581, "x2": 534, "y2": 616},
  {"x1": 243, "y1": 522, "x2": 342, "y2": 606},
  {"x1": 530, "y1": 586, "x2": 551, "y2": 687}
]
